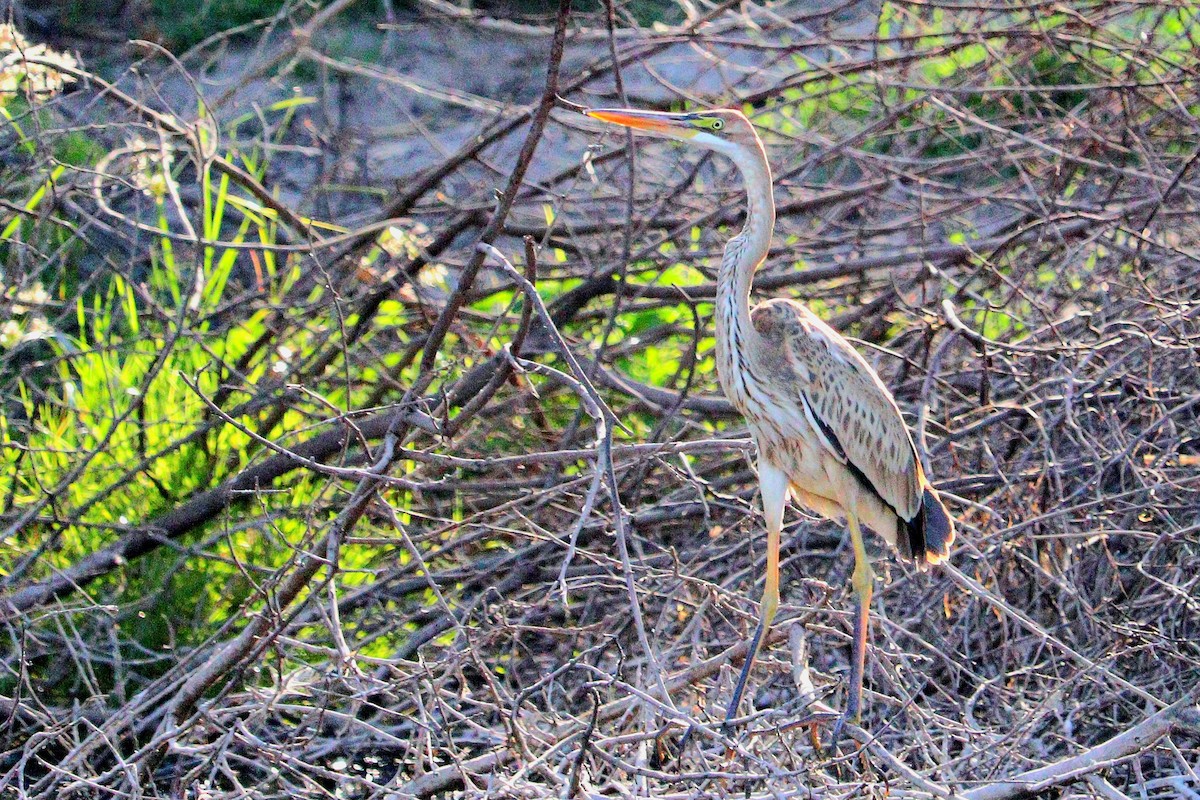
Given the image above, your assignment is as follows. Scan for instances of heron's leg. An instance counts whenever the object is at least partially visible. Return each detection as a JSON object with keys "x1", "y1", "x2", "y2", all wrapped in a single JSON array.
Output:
[
  {"x1": 722, "y1": 461, "x2": 787, "y2": 732},
  {"x1": 832, "y1": 509, "x2": 873, "y2": 744}
]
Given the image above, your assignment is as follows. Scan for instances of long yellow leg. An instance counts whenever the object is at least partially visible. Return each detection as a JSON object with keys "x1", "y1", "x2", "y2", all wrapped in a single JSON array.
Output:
[
  {"x1": 833, "y1": 510, "x2": 873, "y2": 743},
  {"x1": 722, "y1": 461, "x2": 787, "y2": 732}
]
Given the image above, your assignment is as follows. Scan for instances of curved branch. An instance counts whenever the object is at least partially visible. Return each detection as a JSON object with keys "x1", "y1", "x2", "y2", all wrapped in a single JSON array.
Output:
[{"x1": 961, "y1": 691, "x2": 1200, "y2": 800}]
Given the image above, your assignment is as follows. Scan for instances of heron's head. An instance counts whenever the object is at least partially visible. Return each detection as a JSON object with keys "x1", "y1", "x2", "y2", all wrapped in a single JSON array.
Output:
[{"x1": 584, "y1": 107, "x2": 763, "y2": 162}]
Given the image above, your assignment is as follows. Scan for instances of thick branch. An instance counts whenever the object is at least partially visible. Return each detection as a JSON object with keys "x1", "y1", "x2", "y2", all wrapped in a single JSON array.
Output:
[{"x1": 961, "y1": 691, "x2": 1200, "y2": 800}]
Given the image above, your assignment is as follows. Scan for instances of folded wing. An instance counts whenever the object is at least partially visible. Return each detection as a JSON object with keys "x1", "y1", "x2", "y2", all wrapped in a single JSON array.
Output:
[{"x1": 752, "y1": 299, "x2": 953, "y2": 564}]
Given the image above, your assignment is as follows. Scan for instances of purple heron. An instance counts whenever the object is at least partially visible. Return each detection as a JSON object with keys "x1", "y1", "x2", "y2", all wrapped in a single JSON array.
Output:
[{"x1": 584, "y1": 107, "x2": 955, "y2": 738}]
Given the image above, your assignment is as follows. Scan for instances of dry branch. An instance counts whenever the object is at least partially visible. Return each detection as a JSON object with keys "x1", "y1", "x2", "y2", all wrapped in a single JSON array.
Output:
[{"x1": 961, "y1": 691, "x2": 1200, "y2": 800}]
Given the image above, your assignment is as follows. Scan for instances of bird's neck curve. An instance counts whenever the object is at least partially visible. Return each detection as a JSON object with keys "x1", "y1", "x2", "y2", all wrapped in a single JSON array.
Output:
[{"x1": 715, "y1": 139, "x2": 775, "y2": 397}]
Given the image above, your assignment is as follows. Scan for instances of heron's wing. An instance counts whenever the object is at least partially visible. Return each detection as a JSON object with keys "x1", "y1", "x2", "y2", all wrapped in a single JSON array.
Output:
[{"x1": 752, "y1": 300, "x2": 922, "y2": 521}]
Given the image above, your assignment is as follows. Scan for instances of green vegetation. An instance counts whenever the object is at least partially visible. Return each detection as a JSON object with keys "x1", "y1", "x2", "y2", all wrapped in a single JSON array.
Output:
[
  {"x1": 148, "y1": 0, "x2": 290, "y2": 50},
  {"x1": 1, "y1": 49, "x2": 329, "y2": 691}
]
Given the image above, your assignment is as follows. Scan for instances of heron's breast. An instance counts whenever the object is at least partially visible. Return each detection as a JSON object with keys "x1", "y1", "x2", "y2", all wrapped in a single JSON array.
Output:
[{"x1": 754, "y1": 421, "x2": 834, "y2": 491}]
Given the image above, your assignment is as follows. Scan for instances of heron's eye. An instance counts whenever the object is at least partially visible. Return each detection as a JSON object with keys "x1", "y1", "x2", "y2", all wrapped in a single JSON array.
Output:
[{"x1": 710, "y1": 119, "x2": 724, "y2": 130}]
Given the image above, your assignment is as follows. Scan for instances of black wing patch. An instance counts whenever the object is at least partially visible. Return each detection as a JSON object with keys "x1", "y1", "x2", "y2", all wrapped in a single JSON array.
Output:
[{"x1": 798, "y1": 391, "x2": 847, "y2": 462}]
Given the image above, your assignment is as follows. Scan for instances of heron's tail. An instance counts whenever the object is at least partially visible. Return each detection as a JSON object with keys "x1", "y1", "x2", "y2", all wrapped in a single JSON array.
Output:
[{"x1": 900, "y1": 485, "x2": 955, "y2": 568}]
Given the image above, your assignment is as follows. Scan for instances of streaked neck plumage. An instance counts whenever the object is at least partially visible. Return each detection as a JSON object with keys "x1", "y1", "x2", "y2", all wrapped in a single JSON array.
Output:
[{"x1": 712, "y1": 134, "x2": 775, "y2": 406}]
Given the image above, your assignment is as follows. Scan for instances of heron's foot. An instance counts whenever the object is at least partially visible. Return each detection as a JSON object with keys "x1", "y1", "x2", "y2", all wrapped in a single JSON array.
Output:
[
  {"x1": 669, "y1": 720, "x2": 739, "y2": 770},
  {"x1": 774, "y1": 707, "x2": 839, "y2": 753},
  {"x1": 827, "y1": 709, "x2": 859, "y2": 752},
  {"x1": 650, "y1": 725, "x2": 691, "y2": 771},
  {"x1": 829, "y1": 713, "x2": 847, "y2": 750},
  {"x1": 674, "y1": 723, "x2": 699, "y2": 764},
  {"x1": 717, "y1": 717, "x2": 742, "y2": 747}
]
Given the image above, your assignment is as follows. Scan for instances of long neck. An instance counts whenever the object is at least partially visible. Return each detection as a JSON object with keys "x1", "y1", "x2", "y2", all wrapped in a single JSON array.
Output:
[{"x1": 715, "y1": 142, "x2": 774, "y2": 395}]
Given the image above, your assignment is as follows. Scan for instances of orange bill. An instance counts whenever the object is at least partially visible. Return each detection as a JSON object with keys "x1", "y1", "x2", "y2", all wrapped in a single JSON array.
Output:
[{"x1": 585, "y1": 108, "x2": 684, "y2": 134}]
